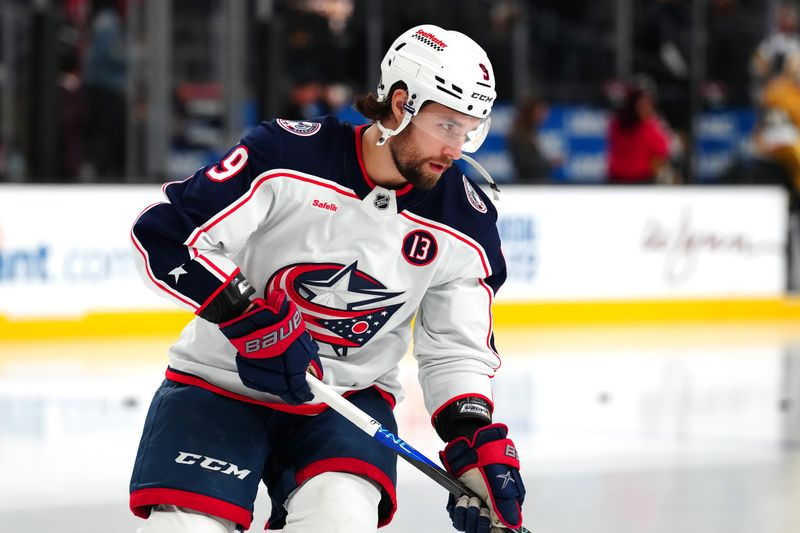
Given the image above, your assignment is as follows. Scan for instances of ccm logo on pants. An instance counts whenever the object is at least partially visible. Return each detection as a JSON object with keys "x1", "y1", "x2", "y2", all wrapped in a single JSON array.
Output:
[{"x1": 174, "y1": 451, "x2": 252, "y2": 480}]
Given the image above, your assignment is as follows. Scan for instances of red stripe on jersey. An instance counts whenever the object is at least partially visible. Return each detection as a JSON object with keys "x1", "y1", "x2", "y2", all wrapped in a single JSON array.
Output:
[
  {"x1": 195, "y1": 268, "x2": 242, "y2": 316},
  {"x1": 130, "y1": 205, "x2": 200, "y2": 310},
  {"x1": 400, "y1": 211, "x2": 500, "y2": 368},
  {"x1": 161, "y1": 172, "x2": 193, "y2": 196},
  {"x1": 478, "y1": 277, "x2": 501, "y2": 368},
  {"x1": 399, "y1": 211, "x2": 490, "y2": 277},
  {"x1": 187, "y1": 171, "x2": 359, "y2": 248},
  {"x1": 166, "y1": 368, "x2": 330, "y2": 414},
  {"x1": 164, "y1": 368, "x2": 395, "y2": 413},
  {"x1": 197, "y1": 253, "x2": 229, "y2": 280},
  {"x1": 130, "y1": 488, "x2": 253, "y2": 529}
]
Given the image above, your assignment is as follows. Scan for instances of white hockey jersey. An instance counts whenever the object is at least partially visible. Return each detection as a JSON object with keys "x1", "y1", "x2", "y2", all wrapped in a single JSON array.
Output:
[{"x1": 131, "y1": 116, "x2": 506, "y2": 419}]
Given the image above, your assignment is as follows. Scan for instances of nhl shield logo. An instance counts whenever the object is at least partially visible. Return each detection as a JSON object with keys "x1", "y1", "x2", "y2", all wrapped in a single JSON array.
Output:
[
  {"x1": 463, "y1": 176, "x2": 487, "y2": 213},
  {"x1": 277, "y1": 119, "x2": 322, "y2": 136},
  {"x1": 374, "y1": 193, "x2": 391, "y2": 210}
]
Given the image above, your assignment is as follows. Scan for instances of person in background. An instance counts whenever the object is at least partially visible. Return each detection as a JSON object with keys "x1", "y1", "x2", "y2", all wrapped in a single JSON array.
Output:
[
  {"x1": 751, "y1": 1, "x2": 800, "y2": 100},
  {"x1": 606, "y1": 84, "x2": 671, "y2": 184},
  {"x1": 721, "y1": 108, "x2": 797, "y2": 188},
  {"x1": 761, "y1": 47, "x2": 800, "y2": 134},
  {"x1": 507, "y1": 97, "x2": 558, "y2": 183},
  {"x1": 719, "y1": 108, "x2": 800, "y2": 290},
  {"x1": 280, "y1": 76, "x2": 329, "y2": 120},
  {"x1": 83, "y1": 0, "x2": 127, "y2": 181}
]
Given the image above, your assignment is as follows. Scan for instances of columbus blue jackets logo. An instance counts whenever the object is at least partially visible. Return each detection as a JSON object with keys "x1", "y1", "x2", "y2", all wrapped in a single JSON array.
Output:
[
  {"x1": 277, "y1": 119, "x2": 322, "y2": 136},
  {"x1": 266, "y1": 261, "x2": 404, "y2": 357},
  {"x1": 463, "y1": 176, "x2": 487, "y2": 213}
]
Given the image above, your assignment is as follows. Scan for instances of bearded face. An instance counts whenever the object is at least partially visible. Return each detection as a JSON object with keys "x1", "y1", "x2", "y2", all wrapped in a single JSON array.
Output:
[{"x1": 388, "y1": 123, "x2": 454, "y2": 190}]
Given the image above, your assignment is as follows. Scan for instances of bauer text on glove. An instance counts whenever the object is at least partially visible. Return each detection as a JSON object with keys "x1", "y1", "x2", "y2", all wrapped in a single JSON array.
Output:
[{"x1": 219, "y1": 288, "x2": 322, "y2": 404}]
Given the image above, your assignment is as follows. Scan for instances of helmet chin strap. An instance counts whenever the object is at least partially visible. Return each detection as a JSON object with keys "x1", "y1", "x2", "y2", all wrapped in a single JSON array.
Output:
[{"x1": 375, "y1": 104, "x2": 415, "y2": 146}]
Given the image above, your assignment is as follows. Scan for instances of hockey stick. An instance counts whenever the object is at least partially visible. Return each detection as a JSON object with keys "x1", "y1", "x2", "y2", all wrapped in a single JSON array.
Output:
[{"x1": 305, "y1": 373, "x2": 532, "y2": 533}]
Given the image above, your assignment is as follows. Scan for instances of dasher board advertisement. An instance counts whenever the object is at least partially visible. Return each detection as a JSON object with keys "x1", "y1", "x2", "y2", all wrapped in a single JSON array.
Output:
[
  {"x1": 495, "y1": 185, "x2": 788, "y2": 301},
  {"x1": 0, "y1": 185, "x2": 789, "y2": 320}
]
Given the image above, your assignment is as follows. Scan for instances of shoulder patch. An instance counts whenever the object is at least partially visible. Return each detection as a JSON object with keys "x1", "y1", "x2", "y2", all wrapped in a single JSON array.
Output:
[
  {"x1": 277, "y1": 119, "x2": 322, "y2": 136},
  {"x1": 463, "y1": 176, "x2": 487, "y2": 213}
]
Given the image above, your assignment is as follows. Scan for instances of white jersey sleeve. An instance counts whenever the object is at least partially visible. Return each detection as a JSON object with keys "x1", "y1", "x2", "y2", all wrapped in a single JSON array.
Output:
[
  {"x1": 405, "y1": 178, "x2": 506, "y2": 420},
  {"x1": 414, "y1": 275, "x2": 500, "y2": 415}
]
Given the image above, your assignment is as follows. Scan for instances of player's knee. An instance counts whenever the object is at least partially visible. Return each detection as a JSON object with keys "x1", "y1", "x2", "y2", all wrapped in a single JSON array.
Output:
[
  {"x1": 136, "y1": 505, "x2": 236, "y2": 533},
  {"x1": 283, "y1": 471, "x2": 382, "y2": 533}
]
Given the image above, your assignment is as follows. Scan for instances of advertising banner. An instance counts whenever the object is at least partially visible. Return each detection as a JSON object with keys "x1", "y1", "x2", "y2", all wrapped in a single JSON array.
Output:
[
  {"x1": 0, "y1": 185, "x2": 789, "y2": 320},
  {"x1": 0, "y1": 185, "x2": 172, "y2": 318},
  {"x1": 495, "y1": 186, "x2": 788, "y2": 300}
]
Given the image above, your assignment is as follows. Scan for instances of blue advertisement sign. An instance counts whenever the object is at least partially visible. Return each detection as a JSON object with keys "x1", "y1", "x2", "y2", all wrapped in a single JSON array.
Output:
[
  {"x1": 454, "y1": 103, "x2": 756, "y2": 184},
  {"x1": 172, "y1": 102, "x2": 756, "y2": 185}
]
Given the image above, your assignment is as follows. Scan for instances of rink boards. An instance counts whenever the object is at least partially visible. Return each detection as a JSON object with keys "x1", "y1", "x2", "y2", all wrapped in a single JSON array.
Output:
[{"x1": 0, "y1": 184, "x2": 796, "y2": 339}]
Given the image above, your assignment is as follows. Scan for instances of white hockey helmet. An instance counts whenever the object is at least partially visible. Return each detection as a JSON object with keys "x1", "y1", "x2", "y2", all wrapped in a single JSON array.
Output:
[{"x1": 374, "y1": 24, "x2": 496, "y2": 153}]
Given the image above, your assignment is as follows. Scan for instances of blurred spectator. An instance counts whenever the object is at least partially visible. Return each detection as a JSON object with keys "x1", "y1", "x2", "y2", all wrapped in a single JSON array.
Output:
[
  {"x1": 323, "y1": 83, "x2": 353, "y2": 117},
  {"x1": 606, "y1": 84, "x2": 671, "y2": 184},
  {"x1": 56, "y1": 48, "x2": 87, "y2": 181},
  {"x1": 83, "y1": 0, "x2": 127, "y2": 181},
  {"x1": 635, "y1": 0, "x2": 691, "y2": 136},
  {"x1": 750, "y1": 1, "x2": 800, "y2": 100},
  {"x1": 761, "y1": 49, "x2": 800, "y2": 130},
  {"x1": 759, "y1": 47, "x2": 800, "y2": 194},
  {"x1": 721, "y1": 108, "x2": 797, "y2": 188},
  {"x1": 507, "y1": 97, "x2": 557, "y2": 183},
  {"x1": 719, "y1": 108, "x2": 800, "y2": 289},
  {"x1": 281, "y1": 74, "x2": 330, "y2": 120}
]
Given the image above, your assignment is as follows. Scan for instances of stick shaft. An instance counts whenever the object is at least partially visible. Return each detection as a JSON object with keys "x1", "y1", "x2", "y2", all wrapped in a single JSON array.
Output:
[{"x1": 305, "y1": 374, "x2": 532, "y2": 533}]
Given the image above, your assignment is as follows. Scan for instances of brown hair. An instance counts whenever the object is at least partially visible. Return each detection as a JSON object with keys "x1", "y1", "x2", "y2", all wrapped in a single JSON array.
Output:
[{"x1": 353, "y1": 82, "x2": 407, "y2": 122}]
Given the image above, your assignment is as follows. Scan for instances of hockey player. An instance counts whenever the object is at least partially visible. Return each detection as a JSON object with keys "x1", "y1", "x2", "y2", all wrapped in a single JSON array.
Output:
[{"x1": 129, "y1": 24, "x2": 525, "y2": 533}]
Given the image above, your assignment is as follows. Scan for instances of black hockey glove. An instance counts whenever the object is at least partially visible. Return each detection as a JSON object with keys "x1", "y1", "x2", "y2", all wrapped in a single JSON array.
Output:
[
  {"x1": 440, "y1": 424, "x2": 525, "y2": 533},
  {"x1": 219, "y1": 288, "x2": 322, "y2": 404}
]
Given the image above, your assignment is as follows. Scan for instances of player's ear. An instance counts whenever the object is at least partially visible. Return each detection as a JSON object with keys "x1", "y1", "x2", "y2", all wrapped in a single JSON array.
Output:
[{"x1": 388, "y1": 89, "x2": 408, "y2": 128}]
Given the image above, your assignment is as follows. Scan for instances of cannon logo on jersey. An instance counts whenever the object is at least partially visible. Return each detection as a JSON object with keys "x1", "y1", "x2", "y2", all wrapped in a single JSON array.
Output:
[
  {"x1": 463, "y1": 176, "x2": 487, "y2": 213},
  {"x1": 266, "y1": 261, "x2": 404, "y2": 357},
  {"x1": 277, "y1": 119, "x2": 322, "y2": 136}
]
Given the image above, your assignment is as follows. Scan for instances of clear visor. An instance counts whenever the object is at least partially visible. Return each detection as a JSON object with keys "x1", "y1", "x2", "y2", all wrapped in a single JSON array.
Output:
[{"x1": 410, "y1": 111, "x2": 491, "y2": 153}]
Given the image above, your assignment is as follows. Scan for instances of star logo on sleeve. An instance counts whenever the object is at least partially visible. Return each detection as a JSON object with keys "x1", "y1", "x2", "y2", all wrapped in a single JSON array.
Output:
[{"x1": 168, "y1": 264, "x2": 188, "y2": 284}]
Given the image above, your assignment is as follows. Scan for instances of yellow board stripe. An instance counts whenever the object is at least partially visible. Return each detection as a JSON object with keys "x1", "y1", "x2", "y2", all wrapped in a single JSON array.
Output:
[
  {"x1": 0, "y1": 311, "x2": 195, "y2": 340},
  {"x1": 492, "y1": 297, "x2": 800, "y2": 326},
  {"x1": 2, "y1": 298, "x2": 800, "y2": 340}
]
